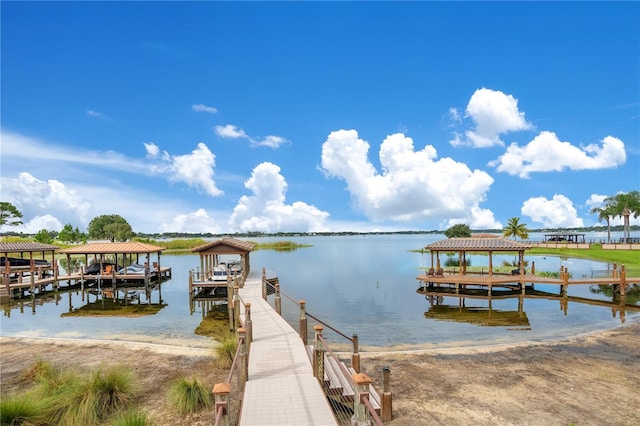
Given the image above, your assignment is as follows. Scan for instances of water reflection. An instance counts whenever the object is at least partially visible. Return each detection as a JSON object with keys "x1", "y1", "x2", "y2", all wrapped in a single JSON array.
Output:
[
  {"x1": 418, "y1": 285, "x2": 639, "y2": 327},
  {"x1": 2, "y1": 281, "x2": 165, "y2": 318}
]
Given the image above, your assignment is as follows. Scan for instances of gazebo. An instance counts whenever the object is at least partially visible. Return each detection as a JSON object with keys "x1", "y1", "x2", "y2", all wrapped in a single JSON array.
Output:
[{"x1": 423, "y1": 236, "x2": 531, "y2": 276}]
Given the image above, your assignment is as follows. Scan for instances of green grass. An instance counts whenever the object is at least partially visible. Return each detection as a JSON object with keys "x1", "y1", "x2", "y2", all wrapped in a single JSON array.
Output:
[
  {"x1": 213, "y1": 334, "x2": 238, "y2": 368},
  {"x1": 194, "y1": 309, "x2": 231, "y2": 339},
  {"x1": 167, "y1": 376, "x2": 212, "y2": 414},
  {"x1": 43, "y1": 365, "x2": 139, "y2": 426},
  {"x1": 0, "y1": 394, "x2": 47, "y2": 425},
  {"x1": 254, "y1": 241, "x2": 312, "y2": 251},
  {"x1": 111, "y1": 410, "x2": 152, "y2": 426},
  {"x1": 528, "y1": 246, "x2": 640, "y2": 269}
]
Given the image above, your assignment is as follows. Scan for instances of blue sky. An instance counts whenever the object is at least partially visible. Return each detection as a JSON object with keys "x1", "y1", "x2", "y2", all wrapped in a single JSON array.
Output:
[{"x1": 1, "y1": 1, "x2": 639, "y2": 235}]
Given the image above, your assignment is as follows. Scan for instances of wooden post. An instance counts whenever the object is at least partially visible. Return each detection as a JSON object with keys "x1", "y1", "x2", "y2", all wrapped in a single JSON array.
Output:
[
  {"x1": 313, "y1": 325, "x2": 324, "y2": 384},
  {"x1": 237, "y1": 328, "x2": 248, "y2": 389},
  {"x1": 620, "y1": 264, "x2": 627, "y2": 296},
  {"x1": 299, "y1": 300, "x2": 307, "y2": 344},
  {"x1": 352, "y1": 372, "x2": 372, "y2": 426},
  {"x1": 352, "y1": 334, "x2": 360, "y2": 373},
  {"x1": 233, "y1": 286, "x2": 241, "y2": 330},
  {"x1": 245, "y1": 302, "x2": 252, "y2": 350},
  {"x1": 381, "y1": 365, "x2": 393, "y2": 421},
  {"x1": 275, "y1": 284, "x2": 281, "y2": 316},
  {"x1": 262, "y1": 267, "x2": 267, "y2": 300},
  {"x1": 228, "y1": 284, "x2": 235, "y2": 332},
  {"x1": 212, "y1": 382, "x2": 231, "y2": 426}
]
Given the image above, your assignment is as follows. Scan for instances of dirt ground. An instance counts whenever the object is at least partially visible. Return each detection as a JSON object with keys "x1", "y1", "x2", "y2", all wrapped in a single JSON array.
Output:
[{"x1": 2, "y1": 320, "x2": 639, "y2": 426}]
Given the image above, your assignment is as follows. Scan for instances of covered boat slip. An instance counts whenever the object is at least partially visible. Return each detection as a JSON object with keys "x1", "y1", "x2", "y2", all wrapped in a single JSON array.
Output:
[
  {"x1": 1, "y1": 241, "x2": 171, "y2": 300},
  {"x1": 1, "y1": 242, "x2": 59, "y2": 299},
  {"x1": 59, "y1": 242, "x2": 171, "y2": 282},
  {"x1": 189, "y1": 237, "x2": 256, "y2": 297}
]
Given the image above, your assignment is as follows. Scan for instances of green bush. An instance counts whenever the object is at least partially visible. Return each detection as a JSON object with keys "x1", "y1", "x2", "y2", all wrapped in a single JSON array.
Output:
[{"x1": 167, "y1": 375, "x2": 212, "y2": 414}]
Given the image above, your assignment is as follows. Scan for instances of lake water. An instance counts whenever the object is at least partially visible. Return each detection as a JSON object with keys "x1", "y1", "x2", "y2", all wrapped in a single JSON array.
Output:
[{"x1": 1, "y1": 232, "x2": 638, "y2": 351}]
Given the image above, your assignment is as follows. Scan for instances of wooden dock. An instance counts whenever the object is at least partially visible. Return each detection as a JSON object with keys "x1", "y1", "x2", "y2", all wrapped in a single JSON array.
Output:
[
  {"x1": 236, "y1": 271, "x2": 337, "y2": 426},
  {"x1": 1, "y1": 267, "x2": 172, "y2": 299}
]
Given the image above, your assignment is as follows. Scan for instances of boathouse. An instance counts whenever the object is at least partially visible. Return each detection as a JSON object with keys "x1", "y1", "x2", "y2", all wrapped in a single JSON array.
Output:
[
  {"x1": 1, "y1": 242, "x2": 59, "y2": 299},
  {"x1": 191, "y1": 237, "x2": 256, "y2": 281},
  {"x1": 59, "y1": 241, "x2": 170, "y2": 281}
]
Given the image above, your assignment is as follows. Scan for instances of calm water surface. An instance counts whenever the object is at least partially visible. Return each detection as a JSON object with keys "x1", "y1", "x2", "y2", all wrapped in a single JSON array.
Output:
[{"x1": 1, "y1": 233, "x2": 638, "y2": 351}]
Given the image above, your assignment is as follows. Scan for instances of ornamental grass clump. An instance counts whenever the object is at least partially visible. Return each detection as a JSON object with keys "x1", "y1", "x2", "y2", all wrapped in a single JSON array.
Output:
[
  {"x1": 167, "y1": 375, "x2": 212, "y2": 414},
  {"x1": 46, "y1": 365, "x2": 139, "y2": 425},
  {"x1": 213, "y1": 333, "x2": 238, "y2": 368},
  {"x1": 111, "y1": 410, "x2": 152, "y2": 426},
  {"x1": 0, "y1": 394, "x2": 47, "y2": 426}
]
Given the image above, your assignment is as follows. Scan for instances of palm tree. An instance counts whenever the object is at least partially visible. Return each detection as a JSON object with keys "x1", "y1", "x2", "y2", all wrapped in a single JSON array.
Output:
[
  {"x1": 590, "y1": 204, "x2": 615, "y2": 243},
  {"x1": 604, "y1": 191, "x2": 640, "y2": 242},
  {"x1": 502, "y1": 217, "x2": 529, "y2": 240}
]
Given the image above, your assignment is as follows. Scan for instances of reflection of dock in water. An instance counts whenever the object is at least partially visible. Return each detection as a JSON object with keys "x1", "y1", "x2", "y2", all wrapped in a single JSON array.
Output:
[{"x1": 418, "y1": 286, "x2": 640, "y2": 326}]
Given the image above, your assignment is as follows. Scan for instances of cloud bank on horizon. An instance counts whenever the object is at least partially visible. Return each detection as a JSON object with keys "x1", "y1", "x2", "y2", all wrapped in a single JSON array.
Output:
[{"x1": 1, "y1": 87, "x2": 635, "y2": 235}]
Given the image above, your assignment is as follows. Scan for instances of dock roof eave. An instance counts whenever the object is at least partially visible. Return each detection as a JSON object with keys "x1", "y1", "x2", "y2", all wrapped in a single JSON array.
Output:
[
  {"x1": 424, "y1": 237, "x2": 531, "y2": 252},
  {"x1": 59, "y1": 242, "x2": 166, "y2": 255},
  {"x1": 191, "y1": 237, "x2": 256, "y2": 254},
  {"x1": 0, "y1": 242, "x2": 59, "y2": 253}
]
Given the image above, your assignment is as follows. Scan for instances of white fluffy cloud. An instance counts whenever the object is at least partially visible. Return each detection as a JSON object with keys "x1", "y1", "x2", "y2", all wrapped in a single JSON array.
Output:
[
  {"x1": 229, "y1": 162, "x2": 330, "y2": 233},
  {"x1": 490, "y1": 132, "x2": 626, "y2": 178},
  {"x1": 145, "y1": 142, "x2": 223, "y2": 196},
  {"x1": 215, "y1": 124, "x2": 248, "y2": 139},
  {"x1": 159, "y1": 209, "x2": 223, "y2": 233},
  {"x1": 1, "y1": 172, "x2": 91, "y2": 232},
  {"x1": 521, "y1": 194, "x2": 584, "y2": 228},
  {"x1": 450, "y1": 88, "x2": 532, "y2": 148},
  {"x1": 320, "y1": 130, "x2": 501, "y2": 229}
]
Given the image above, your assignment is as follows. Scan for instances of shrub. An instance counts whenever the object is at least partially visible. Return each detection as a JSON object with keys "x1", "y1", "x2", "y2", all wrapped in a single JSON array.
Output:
[{"x1": 167, "y1": 375, "x2": 212, "y2": 414}]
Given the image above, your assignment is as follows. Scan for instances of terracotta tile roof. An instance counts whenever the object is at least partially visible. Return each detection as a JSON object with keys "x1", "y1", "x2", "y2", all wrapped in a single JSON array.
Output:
[
  {"x1": 59, "y1": 242, "x2": 165, "y2": 255},
  {"x1": 424, "y1": 237, "x2": 530, "y2": 251},
  {"x1": 0, "y1": 242, "x2": 59, "y2": 253},
  {"x1": 192, "y1": 237, "x2": 256, "y2": 253}
]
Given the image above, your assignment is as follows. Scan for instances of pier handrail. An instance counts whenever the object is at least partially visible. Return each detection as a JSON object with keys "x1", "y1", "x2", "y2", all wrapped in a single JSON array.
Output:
[
  {"x1": 213, "y1": 330, "x2": 247, "y2": 426},
  {"x1": 262, "y1": 269, "x2": 392, "y2": 422}
]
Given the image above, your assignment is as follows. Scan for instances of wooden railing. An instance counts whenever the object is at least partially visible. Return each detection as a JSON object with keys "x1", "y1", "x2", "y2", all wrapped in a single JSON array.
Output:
[
  {"x1": 212, "y1": 304, "x2": 249, "y2": 426},
  {"x1": 261, "y1": 268, "x2": 393, "y2": 423}
]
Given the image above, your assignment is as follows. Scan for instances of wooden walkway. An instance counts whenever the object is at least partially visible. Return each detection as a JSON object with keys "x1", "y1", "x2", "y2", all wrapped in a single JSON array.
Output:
[{"x1": 237, "y1": 271, "x2": 337, "y2": 426}]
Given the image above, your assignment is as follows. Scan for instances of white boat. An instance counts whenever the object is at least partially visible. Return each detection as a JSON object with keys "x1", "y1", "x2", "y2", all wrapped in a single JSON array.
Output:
[{"x1": 210, "y1": 265, "x2": 228, "y2": 282}]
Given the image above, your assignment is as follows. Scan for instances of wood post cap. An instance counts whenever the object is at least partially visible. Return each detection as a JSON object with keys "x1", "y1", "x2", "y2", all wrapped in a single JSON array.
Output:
[
  {"x1": 352, "y1": 373, "x2": 372, "y2": 385},
  {"x1": 213, "y1": 382, "x2": 231, "y2": 394}
]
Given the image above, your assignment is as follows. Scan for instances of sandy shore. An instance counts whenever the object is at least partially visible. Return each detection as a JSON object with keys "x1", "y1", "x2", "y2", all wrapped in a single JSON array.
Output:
[{"x1": 2, "y1": 320, "x2": 640, "y2": 425}]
